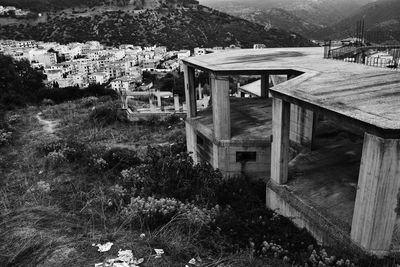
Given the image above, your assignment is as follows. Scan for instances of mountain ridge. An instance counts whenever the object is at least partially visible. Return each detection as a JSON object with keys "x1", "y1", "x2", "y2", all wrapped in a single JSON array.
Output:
[
  {"x1": 0, "y1": 5, "x2": 315, "y2": 50},
  {"x1": 315, "y1": 0, "x2": 400, "y2": 44}
]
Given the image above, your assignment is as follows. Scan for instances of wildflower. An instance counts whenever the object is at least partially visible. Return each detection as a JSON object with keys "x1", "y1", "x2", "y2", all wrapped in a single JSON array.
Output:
[
  {"x1": 188, "y1": 258, "x2": 196, "y2": 265},
  {"x1": 139, "y1": 233, "x2": 145, "y2": 239}
]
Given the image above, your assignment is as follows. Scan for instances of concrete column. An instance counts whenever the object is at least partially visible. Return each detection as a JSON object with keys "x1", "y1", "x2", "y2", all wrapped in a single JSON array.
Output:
[
  {"x1": 351, "y1": 133, "x2": 400, "y2": 254},
  {"x1": 198, "y1": 83, "x2": 203, "y2": 100},
  {"x1": 174, "y1": 94, "x2": 180, "y2": 112},
  {"x1": 271, "y1": 97, "x2": 291, "y2": 184},
  {"x1": 156, "y1": 90, "x2": 162, "y2": 107},
  {"x1": 290, "y1": 105, "x2": 316, "y2": 150},
  {"x1": 149, "y1": 98, "x2": 156, "y2": 112},
  {"x1": 211, "y1": 74, "x2": 231, "y2": 141},
  {"x1": 286, "y1": 73, "x2": 316, "y2": 150},
  {"x1": 185, "y1": 121, "x2": 198, "y2": 163},
  {"x1": 183, "y1": 64, "x2": 197, "y2": 118},
  {"x1": 261, "y1": 74, "x2": 270, "y2": 98},
  {"x1": 124, "y1": 96, "x2": 128, "y2": 110}
]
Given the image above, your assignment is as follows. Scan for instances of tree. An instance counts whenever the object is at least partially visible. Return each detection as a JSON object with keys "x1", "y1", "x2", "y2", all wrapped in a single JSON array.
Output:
[{"x1": 0, "y1": 55, "x2": 45, "y2": 109}]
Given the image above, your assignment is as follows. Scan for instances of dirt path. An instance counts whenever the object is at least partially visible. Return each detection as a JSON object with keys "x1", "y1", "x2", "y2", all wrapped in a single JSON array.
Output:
[{"x1": 36, "y1": 112, "x2": 59, "y2": 134}]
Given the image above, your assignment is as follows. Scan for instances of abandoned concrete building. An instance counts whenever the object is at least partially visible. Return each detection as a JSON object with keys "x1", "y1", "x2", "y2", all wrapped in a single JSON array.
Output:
[{"x1": 182, "y1": 47, "x2": 400, "y2": 256}]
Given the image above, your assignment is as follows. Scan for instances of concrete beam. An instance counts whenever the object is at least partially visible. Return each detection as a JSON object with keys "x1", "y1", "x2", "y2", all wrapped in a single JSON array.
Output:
[
  {"x1": 351, "y1": 133, "x2": 400, "y2": 254},
  {"x1": 271, "y1": 97, "x2": 291, "y2": 184},
  {"x1": 211, "y1": 74, "x2": 231, "y2": 140},
  {"x1": 183, "y1": 64, "x2": 197, "y2": 118}
]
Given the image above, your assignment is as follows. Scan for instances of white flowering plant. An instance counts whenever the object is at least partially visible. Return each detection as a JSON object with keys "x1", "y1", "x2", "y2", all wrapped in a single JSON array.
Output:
[{"x1": 121, "y1": 196, "x2": 220, "y2": 228}]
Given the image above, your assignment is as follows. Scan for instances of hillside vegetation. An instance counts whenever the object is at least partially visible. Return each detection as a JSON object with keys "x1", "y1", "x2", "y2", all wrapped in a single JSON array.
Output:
[
  {"x1": 0, "y1": 6, "x2": 314, "y2": 50},
  {"x1": 0, "y1": 0, "x2": 198, "y2": 12},
  {"x1": 315, "y1": 0, "x2": 400, "y2": 44}
]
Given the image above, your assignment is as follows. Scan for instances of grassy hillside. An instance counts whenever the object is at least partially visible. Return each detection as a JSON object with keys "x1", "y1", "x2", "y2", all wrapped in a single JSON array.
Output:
[
  {"x1": 0, "y1": 6, "x2": 314, "y2": 49},
  {"x1": 232, "y1": 8, "x2": 324, "y2": 39}
]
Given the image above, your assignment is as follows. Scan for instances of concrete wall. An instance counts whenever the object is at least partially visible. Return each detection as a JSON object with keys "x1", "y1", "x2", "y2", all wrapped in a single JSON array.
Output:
[
  {"x1": 266, "y1": 184, "x2": 366, "y2": 255},
  {"x1": 215, "y1": 142, "x2": 271, "y2": 179},
  {"x1": 187, "y1": 119, "x2": 271, "y2": 179}
]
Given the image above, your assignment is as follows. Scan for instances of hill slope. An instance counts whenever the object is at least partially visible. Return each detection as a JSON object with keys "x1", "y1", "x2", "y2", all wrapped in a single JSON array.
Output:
[
  {"x1": 0, "y1": 6, "x2": 314, "y2": 49},
  {"x1": 199, "y1": 0, "x2": 376, "y2": 39},
  {"x1": 225, "y1": 8, "x2": 323, "y2": 38},
  {"x1": 316, "y1": 0, "x2": 400, "y2": 44}
]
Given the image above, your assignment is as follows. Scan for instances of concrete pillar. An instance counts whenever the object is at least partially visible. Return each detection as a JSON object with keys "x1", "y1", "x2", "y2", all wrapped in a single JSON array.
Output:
[
  {"x1": 149, "y1": 98, "x2": 156, "y2": 112},
  {"x1": 271, "y1": 97, "x2": 291, "y2": 184},
  {"x1": 124, "y1": 96, "x2": 128, "y2": 110},
  {"x1": 156, "y1": 90, "x2": 162, "y2": 107},
  {"x1": 185, "y1": 121, "x2": 198, "y2": 163},
  {"x1": 351, "y1": 133, "x2": 400, "y2": 254},
  {"x1": 290, "y1": 105, "x2": 316, "y2": 150},
  {"x1": 174, "y1": 94, "x2": 180, "y2": 112},
  {"x1": 212, "y1": 144, "x2": 228, "y2": 174},
  {"x1": 286, "y1": 73, "x2": 316, "y2": 150},
  {"x1": 210, "y1": 74, "x2": 231, "y2": 140},
  {"x1": 261, "y1": 74, "x2": 270, "y2": 98},
  {"x1": 198, "y1": 83, "x2": 203, "y2": 100},
  {"x1": 183, "y1": 64, "x2": 196, "y2": 118},
  {"x1": 356, "y1": 53, "x2": 364, "y2": 64}
]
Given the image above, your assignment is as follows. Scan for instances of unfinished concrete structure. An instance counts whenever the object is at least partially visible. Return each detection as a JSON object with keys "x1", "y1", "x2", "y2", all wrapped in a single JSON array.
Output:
[{"x1": 182, "y1": 47, "x2": 400, "y2": 255}]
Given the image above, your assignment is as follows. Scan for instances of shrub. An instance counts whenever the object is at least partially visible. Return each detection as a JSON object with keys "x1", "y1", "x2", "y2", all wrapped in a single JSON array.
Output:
[
  {"x1": 0, "y1": 129, "x2": 13, "y2": 146},
  {"x1": 37, "y1": 84, "x2": 117, "y2": 104},
  {"x1": 41, "y1": 98, "x2": 55, "y2": 106},
  {"x1": 7, "y1": 114, "x2": 22, "y2": 125},
  {"x1": 122, "y1": 196, "x2": 220, "y2": 228},
  {"x1": 79, "y1": 96, "x2": 98, "y2": 108},
  {"x1": 120, "y1": 147, "x2": 222, "y2": 205},
  {"x1": 89, "y1": 102, "x2": 127, "y2": 126},
  {"x1": 101, "y1": 147, "x2": 141, "y2": 172},
  {"x1": 45, "y1": 151, "x2": 67, "y2": 167}
]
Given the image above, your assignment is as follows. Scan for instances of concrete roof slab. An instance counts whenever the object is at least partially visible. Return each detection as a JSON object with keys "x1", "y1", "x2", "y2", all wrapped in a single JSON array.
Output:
[{"x1": 183, "y1": 47, "x2": 400, "y2": 134}]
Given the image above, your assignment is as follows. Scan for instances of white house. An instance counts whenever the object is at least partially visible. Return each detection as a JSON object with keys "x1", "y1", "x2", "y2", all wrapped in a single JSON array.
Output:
[
  {"x1": 89, "y1": 72, "x2": 110, "y2": 84},
  {"x1": 111, "y1": 76, "x2": 137, "y2": 92},
  {"x1": 194, "y1": 47, "x2": 206, "y2": 56}
]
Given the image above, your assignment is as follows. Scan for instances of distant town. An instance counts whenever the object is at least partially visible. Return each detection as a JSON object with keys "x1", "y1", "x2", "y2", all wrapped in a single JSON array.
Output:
[{"x1": 0, "y1": 39, "x2": 252, "y2": 94}]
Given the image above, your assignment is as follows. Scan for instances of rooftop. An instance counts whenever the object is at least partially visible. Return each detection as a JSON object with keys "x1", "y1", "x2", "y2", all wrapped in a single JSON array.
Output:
[{"x1": 183, "y1": 47, "x2": 400, "y2": 134}]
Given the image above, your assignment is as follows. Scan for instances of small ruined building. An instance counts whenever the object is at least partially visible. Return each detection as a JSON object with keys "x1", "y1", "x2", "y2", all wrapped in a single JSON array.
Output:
[{"x1": 182, "y1": 47, "x2": 400, "y2": 256}]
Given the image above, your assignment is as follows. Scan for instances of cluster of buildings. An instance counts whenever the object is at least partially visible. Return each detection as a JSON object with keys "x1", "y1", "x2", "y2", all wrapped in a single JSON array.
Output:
[
  {"x1": 0, "y1": 40, "x2": 193, "y2": 90},
  {"x1": 0, "y1": 39, "x2": 257, "y2": 93},
  {"x1": 0, "y1": 5, "x2": 32, "y2": 17}
]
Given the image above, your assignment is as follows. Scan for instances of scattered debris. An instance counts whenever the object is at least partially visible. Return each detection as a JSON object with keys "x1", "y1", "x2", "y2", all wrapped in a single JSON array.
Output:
[
  {"x1": 95, "y1": 249, "x2": 144, "y2": 267},
  {"x1": 154, "y1": 248, "x2": 164, "y2": 258},
  {"x1": 93, "y1": 242, "x2": 114, "y2": 252}
]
